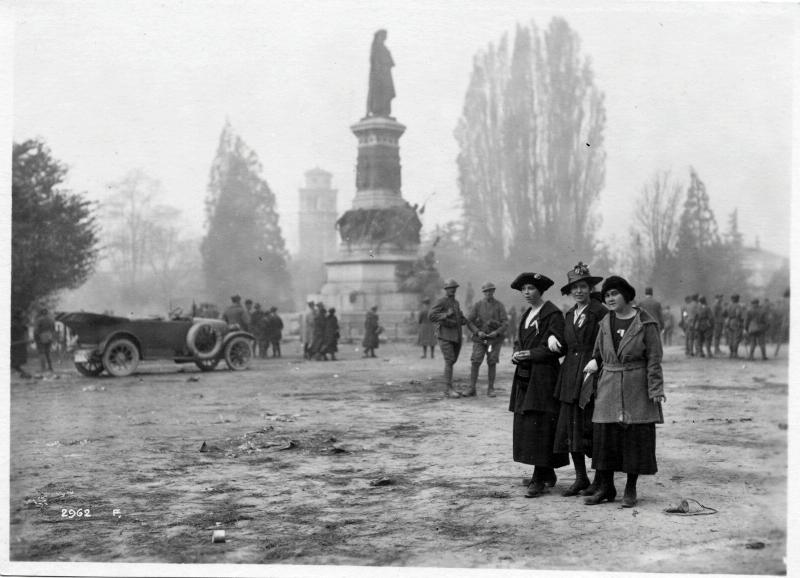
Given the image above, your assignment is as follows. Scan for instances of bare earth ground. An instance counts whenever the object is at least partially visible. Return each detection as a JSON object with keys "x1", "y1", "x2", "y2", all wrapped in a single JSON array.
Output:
[{"x1": 7, "y1": 340, "x2": 788, "y2": 574}]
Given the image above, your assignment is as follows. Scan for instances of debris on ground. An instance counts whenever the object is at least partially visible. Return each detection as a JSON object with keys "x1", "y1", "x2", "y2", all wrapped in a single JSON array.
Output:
[{"x1": 370, "y1": 477, "x2": 394, "y2": 487}]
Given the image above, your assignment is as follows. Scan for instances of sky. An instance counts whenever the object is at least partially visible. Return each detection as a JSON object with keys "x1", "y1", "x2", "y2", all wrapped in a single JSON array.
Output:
[{"x1": 9, "y1": 0, "x2": 796, "y2": 258}]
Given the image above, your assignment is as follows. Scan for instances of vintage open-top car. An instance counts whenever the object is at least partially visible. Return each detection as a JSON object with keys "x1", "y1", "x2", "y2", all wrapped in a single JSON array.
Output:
[{"x1": 58, "y1": 312, "x2": 255, "y2": 377}]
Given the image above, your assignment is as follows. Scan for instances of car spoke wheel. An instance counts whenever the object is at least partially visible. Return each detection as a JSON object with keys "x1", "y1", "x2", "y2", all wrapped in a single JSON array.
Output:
[
  {"x1": 224, "y1": 337, "x2": 252, "y2": 371},
  {"x1": 102, "y1": 338, "x2": 140, "y2": 377},
  {"x1": 75, "y1": 359, "x2": 104, "y2": 377},
  {"x1": 194, "y1": 358, "x2": 220, "y2": 372}
]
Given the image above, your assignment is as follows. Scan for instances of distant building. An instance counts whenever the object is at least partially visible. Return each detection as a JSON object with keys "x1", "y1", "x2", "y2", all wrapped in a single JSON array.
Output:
[
  {"x1": 298, "y1": 168, "x2": 338, "y2": 263},
  {"x1": 294, "y1": 168, "x2": 338, "y2": 306}
]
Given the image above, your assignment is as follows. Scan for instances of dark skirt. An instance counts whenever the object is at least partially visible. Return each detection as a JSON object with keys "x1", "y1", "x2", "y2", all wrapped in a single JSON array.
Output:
[
  {"x1": 513, "y1": 411, "x2": 570, "y2": 468},
  {"x1": 591, "y1": 423, "x2": 658, "y2": 475},
  {"x1": 554, "y1": 400, "x2": 594, "y2": 456}
]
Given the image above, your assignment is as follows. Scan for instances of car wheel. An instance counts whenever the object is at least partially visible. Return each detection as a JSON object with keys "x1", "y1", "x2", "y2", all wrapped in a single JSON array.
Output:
[
  {"x1": 102, "y1": 338, "x2": 140, "y2": 377},
  {"x1": 187, "y1": 322, "x2": 223, "y2": 360},
  {"x1": 194, "y1": 358, "x2": 220, "y2": 372},
  {"x1": 75, "y1": 359, "x2": 104, "y2": 377},
  {"x1": 224, "y1": 336, "x2": 252, "y2": 371}
]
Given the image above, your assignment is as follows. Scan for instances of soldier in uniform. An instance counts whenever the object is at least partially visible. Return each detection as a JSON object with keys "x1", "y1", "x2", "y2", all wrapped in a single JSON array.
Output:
[
  {"x1": 661, "y1": 305, "x2": 675, "y2": 346},
  {"x1": 638, "y1": 287, "x2": 664, "y2": 330},
  {"x1": 266, "y1": 306, "x2": 284, "y2": 358},
  {"x1": 745, "y1": 299, "x2": 770, "y2": 361},
  {"x1": 429, "y1": 278, "x2": 468, "y2": 398},
  {"x1": 362, "y1": 305, "x2": 381, "y2": 358},
  {"x1": 711, "y1": 294, "x2": 726, "y2": 356},
  {"x1": 303, "y1": 301, "x2": 316, "y2": 360},
  {"x1": 465, "y1": 281, "x2": 509, "y2": 397},
  {"x1": 726, "y1": 294, "x2": 745, "y2": 358},
  {"x1": 695, "y1": 296, "x2": 715, "y2": 358},
  {"x1": 251, "y1": 303, "x2": 267, "y2": 358},
  {"x1": 322, "y1": 308, "x2": 340, "y2": 361},
  {"x1": 311, "y1": 302, "x2": 327, "y2": 360}
]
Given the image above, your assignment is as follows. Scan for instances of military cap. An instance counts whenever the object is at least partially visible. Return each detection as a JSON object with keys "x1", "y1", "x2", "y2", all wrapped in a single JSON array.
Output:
[
  {"x1": 443, "y1": 278, "x2": 460, "y2": 289},
  {"x1": 481, "y1": 281, "x2": 496, "y2": 292}
]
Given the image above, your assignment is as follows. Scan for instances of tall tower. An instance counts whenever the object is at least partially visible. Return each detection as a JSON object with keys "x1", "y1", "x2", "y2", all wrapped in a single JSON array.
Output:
[{"x1": 298, "y1": 168, "x2": 338, "y2": 263}]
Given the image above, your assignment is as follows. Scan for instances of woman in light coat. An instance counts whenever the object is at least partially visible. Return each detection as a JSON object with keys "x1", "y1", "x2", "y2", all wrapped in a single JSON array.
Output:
[{"x1": 583, "y1": 276, "x2": 665, "y2": 508}]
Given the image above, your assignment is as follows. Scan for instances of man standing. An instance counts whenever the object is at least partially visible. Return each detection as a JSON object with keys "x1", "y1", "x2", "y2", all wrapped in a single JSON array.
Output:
[
  {"x1": 222, "y1": 295, "x2": 250, "y2": 330},
  {"x1": 362, "y1": 305, "x2": 381, "y2": 358},
  {"x1": 303, "y1": 301, "x2": 316, "y2": 359},
  {"x1": 266, "y1": 306, "x2": 284, "y2": 358},
  {"x1": 712, "y1": 294, "x2": 726, "y2": 356},
  {"x1": 695, "y1": 296, "x2": 715, "y2": 358},
  {"x1": 251, "y1": 303, "x2": 267, "y2": 358},
  {"x1": 745, "y1": 299, "x2": 770, "y2": 360},
  {"x1": 465, "y1": 281, "x2": 508, "y2": 397},
  {"x1": 638, "y1": 287, "x2": 664, "y2": 331},
  {"x1": 726, "y1": 294, "x2": 745, "y2": 358},
  {"x1": 34, "y1": 307, "x2": 56, "y2": 374},
  {"x1": 429, "y1": 278, "x2": 467, "y2": 398},
  {"x1": 684, "y1": 294, "x2": 699, "y2": 356}
]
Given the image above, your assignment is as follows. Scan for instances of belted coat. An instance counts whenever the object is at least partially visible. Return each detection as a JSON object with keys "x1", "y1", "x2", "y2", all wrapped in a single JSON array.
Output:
[
  {"x1": 553, "y1": 299, "x2": 607, "y2": 405},
  {"x1": 592, "y1": 307, "x2": 664, "y2": 424},
  {"x1": 508, "y1": 301, "x2": 565, "y2": 415},
  {"x1": 429, "y1": 296, "x2": 466, "y2": 343}
]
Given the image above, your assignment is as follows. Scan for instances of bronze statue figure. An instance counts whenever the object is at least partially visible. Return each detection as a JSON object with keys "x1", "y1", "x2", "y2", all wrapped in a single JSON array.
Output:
[{"x1": 366, "y1": 29, "x2": 395, "y2": 117}]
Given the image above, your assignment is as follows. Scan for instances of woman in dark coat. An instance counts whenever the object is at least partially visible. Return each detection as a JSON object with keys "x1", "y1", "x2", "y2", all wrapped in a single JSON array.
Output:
[
  {"x1": 509, "y1": 272, "x2": 569, "y2": 498},
  {"x1": 362, "y1": 306, "x2": 380, "y2": 358},
  {"x1": 583, "y1": 276, "x2": 665, "y2": 508},
  {"x1": 552, "y1": 263, "x2": 606, "y2": 497},
  {"x1": 417, "y1": 298, "x2": 436, "y2": 358},
  {"x1": 322, "y1": 308, "x2": 340, "y2": 361}
]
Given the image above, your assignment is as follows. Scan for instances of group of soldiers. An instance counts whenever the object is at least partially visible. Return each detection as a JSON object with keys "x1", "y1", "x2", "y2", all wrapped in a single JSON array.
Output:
[
  {"x1": 221, "y1": 295, "x2": 284, "y2": 358},
  {"x1": 633, "y1": 289, "x2": 790, "y2": 361},
  {"x1": 301, "y1": 301, "x2": 340, "y2": 361}
]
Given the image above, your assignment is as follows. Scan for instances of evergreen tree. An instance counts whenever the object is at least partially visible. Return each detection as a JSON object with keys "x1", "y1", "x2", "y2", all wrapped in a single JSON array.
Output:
[
  {"x1": 12, "y1": 139, "x2": 99, "y2": 313},
  {"x1": 675, "y1": 168, "x2": 721, "y2": 295},
  {"x1": 201, "y1": 122, "x2": 291, "y2": 307}
]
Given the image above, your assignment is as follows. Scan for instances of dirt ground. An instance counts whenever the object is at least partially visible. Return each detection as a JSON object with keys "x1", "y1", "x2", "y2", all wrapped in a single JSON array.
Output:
[{"x1": 6, "y1": 339, "x2": 789, "y2": 574}]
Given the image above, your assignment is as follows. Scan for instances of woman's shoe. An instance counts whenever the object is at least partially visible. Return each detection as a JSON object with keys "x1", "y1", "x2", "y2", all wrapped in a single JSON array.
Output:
[
  {"x1": 578, "y1": 482, "x2": 597, "y2": 496},
  {"x1": 584, "y1": 484, "x2": 617, "y2": 505},
  {"x1": 622, "y1": 489, "x2": 637, "y2": 508},
  {"x1": 562, "y1": 478, "x2": 590, "y2": 497},
  {"x1": 525, "y1": 480, "x2": 547, "y2": 498}
]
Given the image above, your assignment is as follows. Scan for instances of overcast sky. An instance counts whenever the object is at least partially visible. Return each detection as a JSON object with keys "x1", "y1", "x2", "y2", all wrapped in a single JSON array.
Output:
[{"x1": 10, "y1": 0, "x2": 795, "y2": 258}]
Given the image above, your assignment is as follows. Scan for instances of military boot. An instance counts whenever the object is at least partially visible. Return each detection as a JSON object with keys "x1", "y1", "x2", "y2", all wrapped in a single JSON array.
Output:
[{"x1": 465, "y1": 363, "x2": 479, "y2": 397}]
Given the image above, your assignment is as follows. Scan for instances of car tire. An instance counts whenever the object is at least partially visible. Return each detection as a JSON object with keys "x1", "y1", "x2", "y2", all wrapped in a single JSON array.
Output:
[
  {"x1": 102, "y1": 338, "x2": 140, "y2": 377},
  {"x1": 187, "y1": 322, "x2": 223, "y2": 360},
  {"x1": 75, "y1": 359, "x2": 104, "y2": 377},
  {"x1": 224, "y1": 336, "x2": 252, "y2": 371},
  {"x1": 194, "y1": 358, "x2": 220, "y2": 372}
]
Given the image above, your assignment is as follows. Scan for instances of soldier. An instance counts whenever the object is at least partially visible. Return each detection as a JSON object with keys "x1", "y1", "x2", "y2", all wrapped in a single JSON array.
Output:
[
  {"x1": 726, "y1": 294, "x2": 745, "y2": 358},
  {"x1": 662, "y1": 305, "x2": 675, "y2": 347},
  {"x1": 222, "y1": 295, "x2": 250, "y2": 330},
  {"x1": 266, "y1": 306, "x2": 284, "y2": 358},
  {"x1": 684, "y1": 294, "x2": 699, "y2": 356},
  {"x1": 322, "y1": 308, "x2": 340, "y2": 361},
  {"x1": 638, "y1": 287, "x2": 664, "y2": 330},
  {"x1": 303, "y1": 301, "x2": 316, "y2": 360},
  {"x1": 311, "y1": 302, "x2": 327, "y2": 360},
  {"x1": 465, "y1": 281, "x2": 509, "y2": 397},
  {"x1": 711, "y1": 294, "x2": 726, "y2": 356},
  {"x1": 251, "y1": 303, "x2": 267, "y2": 358},
  {"x1": 429, "y1": 278, "x2": 468, "y2": 398},
  {"x1": 362, "y1": 305, "x2": 381, "y2": 358},
  {"x1": 695, "y1": 296, "x2": 715, "y2": 358},
  {"x1": 745, "y1": 299, "x2": 769, "y2": 360}
]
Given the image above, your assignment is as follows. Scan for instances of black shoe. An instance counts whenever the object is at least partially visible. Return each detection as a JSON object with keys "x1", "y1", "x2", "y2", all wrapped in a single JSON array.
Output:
[
  {"x1": 584, "y1": 484, "x2": 617, "y2": 505},
  {"x1": 578, "y1": 482, "x2": 597, "y2": 496},
  {"x1": 622, "y1": 488, "x2": 637, "y2": 508},
  {"x1": 562, "y1": 478, "x2": 590, "y2": 497},
  {"x1": 525, "y1": 480, "x2": 547, "y2": 498}
]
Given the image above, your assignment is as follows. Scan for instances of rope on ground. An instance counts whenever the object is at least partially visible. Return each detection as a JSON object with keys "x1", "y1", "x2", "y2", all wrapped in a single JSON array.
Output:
[{"x1": 663, "y1": 498, "x2": 718, "y2": 516}]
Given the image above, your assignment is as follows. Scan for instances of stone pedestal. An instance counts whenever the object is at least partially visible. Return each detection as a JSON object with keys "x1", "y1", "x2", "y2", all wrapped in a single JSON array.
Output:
[{"x1": 315, "y1": 115, "x2": 422, "y2": 335}]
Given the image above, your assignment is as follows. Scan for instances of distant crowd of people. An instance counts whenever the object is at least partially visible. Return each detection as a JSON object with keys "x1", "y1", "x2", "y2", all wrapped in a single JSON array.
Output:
[
  {"x1": 217, "y1": 295, "x2": 284, "y2": 359},
  {"x1": 301, "y1": 301, "x2": 340, "y2": 361}
]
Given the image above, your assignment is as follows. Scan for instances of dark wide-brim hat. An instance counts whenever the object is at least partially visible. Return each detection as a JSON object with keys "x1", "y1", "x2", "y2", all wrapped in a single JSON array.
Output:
[
  {"x1": 601, "y1": 275, "x2": 636, "y2": 303},
  {"x1": 560, "y1": 264, "x2": 603, "y2": 295},
  {"x1": 510, "y1": 272, "x2": 554, "y2": 293}
]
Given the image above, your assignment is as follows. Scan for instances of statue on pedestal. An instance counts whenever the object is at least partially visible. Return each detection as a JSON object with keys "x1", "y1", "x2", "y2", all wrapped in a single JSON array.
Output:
[{"x1": 366, "y1": 29, "x2": 395, "y2": 117}]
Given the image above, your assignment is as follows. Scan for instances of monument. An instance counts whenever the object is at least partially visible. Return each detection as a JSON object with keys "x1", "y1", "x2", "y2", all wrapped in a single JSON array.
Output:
[{"x1": 317, "y1": 30, "x2": 422, "y2": 332}]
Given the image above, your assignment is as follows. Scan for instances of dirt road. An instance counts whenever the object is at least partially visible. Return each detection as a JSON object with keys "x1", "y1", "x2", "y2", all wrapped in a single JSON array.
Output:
[{"x1": 7, "y1": 341, "x2": 788, "y2": 573}]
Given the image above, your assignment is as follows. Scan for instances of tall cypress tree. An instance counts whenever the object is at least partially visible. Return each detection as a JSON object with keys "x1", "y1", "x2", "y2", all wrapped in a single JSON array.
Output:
[{"x1": 201, "y1": 121, "x2": 292, "y2": 307}]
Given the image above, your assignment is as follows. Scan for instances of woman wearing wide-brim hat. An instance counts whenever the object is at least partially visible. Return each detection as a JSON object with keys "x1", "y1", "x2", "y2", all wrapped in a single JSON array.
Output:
[
  {"x1": 551, "y1": 262, "x2": 607, "y2": 497},
  {"x1": 582, "y1": 275, "x2": 665, "y2": 508},
  {"x1": 509, "y1": 272, "x2": 569, "y2": 497}
]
